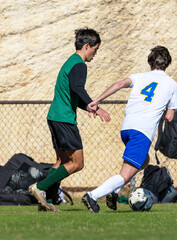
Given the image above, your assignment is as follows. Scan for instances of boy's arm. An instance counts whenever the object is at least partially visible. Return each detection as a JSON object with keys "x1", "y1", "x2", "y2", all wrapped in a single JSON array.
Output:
[
  {"x1": 69, "y1": 62, "x2": 92, "y2": 108},
  {"x1": 69, "y1": 63, "x2": 110, "y2": 122},
  {"x1": 88, "y1": 77, "x2": 132, "y2": 109},
  {"x1": 77, "y1": 97, "x2": 89, "y2": 111},
  {"x1": 163, "y1": 109, "x2": 175, "y2": 122}
]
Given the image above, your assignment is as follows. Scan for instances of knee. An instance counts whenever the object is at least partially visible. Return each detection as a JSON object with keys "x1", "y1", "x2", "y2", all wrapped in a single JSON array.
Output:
[
  {"x1": 52, "y1": 159, "x2": 61, "y2": 168},
  {"x1": 76, "y1": 161, "x2": 84, "y2": 172},
  {"x1": 120, "y1": 174, "x2": 130, "y2": 184},
  {"x1": 74, "y1": 161, "x2": 84, "y2": 172},
  {"x1": 120, "y1": 170, "x2": 137, "y2": 184}
]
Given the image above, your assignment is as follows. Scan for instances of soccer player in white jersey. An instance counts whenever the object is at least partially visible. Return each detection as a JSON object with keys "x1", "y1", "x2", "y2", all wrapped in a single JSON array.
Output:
[{"x1": 82, "y1": 46, "x2": 177, "y2": 213}]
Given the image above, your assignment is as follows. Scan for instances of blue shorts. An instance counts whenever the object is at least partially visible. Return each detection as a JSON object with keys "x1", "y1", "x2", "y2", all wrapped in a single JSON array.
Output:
[{"x1": 121, "y1": 129, "x2": 151, "y2": 169}]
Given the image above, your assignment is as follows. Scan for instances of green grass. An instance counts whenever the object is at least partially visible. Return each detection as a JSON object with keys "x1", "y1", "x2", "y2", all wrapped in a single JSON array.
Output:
[{"x1": 0, "y1": 200, "x2": 177, "y2": 240}]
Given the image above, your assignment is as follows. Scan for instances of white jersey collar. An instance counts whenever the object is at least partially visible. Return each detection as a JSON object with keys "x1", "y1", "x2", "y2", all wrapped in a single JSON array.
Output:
[{"x1": 152, "y1": 69, "x2": 165, "y2": 74}]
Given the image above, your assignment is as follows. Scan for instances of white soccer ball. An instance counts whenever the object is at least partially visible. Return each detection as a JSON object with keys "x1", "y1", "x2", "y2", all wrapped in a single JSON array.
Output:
[{"x1": 128, "y1": 188, "x2": 153, "y2": 211}]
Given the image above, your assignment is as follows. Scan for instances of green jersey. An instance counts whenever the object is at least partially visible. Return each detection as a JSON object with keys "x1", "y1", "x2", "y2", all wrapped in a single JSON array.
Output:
[{"x1": 47, "y1": 53, "x2": 91, "y2": 124}]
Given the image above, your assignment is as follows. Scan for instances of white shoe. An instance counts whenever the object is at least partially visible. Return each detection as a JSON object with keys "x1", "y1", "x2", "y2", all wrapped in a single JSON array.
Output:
[
  {"x1": 28, "y1": 183, "x2": 50, "y2": 210},
  {"x1": 38, "y1": 203, "x2": 60, "y2": 212},
  {"x1": 48, "y1": 203, "x2": 60, "y2": 212}
]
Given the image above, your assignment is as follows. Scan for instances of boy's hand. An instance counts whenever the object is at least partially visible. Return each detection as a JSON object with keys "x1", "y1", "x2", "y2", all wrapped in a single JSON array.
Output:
[
  {"x1": 96, "y1": 107, "x2": 111, "y2": 122},
  {"x1": 87, "y1": 100, "x2": 98, "y2": 112},
  {"x1": 87, "y1": 101, "x2": 111, "y2": 122}
]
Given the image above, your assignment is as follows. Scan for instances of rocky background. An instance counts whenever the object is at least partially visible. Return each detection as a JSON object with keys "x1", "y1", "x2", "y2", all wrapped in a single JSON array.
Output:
[{"x1": 1, "y1": 0, "x2": 177, "y2": 101}]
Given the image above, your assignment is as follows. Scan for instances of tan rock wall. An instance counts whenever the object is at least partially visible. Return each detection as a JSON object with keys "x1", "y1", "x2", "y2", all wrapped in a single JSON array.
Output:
[{"x1": 1, "y1": 0, "x2": 177, "y2": 100}]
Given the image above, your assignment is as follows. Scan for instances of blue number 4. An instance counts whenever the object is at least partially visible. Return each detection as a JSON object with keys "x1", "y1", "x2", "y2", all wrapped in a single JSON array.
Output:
[{"x1": 140, "y1": 82, "x2": 158, "y2": 102}]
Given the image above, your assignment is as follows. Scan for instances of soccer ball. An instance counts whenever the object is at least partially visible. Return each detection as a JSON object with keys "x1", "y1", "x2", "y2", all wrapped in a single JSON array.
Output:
[{"x1": 128, "y1": 188, "x2": 153, "y2": 211}]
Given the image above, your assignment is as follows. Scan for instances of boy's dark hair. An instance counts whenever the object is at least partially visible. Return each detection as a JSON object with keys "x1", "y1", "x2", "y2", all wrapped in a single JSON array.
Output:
[
  {"x1": 75, "y1": 28, "x2": 101, "y2": 50},
  {"x1": 148, "y1": 46, "x2": 172, "y2": 71}
]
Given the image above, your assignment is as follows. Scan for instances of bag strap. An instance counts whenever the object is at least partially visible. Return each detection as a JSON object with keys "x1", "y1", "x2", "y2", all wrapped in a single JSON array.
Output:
[
  {"x1": 155, "y1": 152, "x2": 160, "y2": 165},
  {"x1": 155, "y1": 118, "x2": 164, "y2": 151},
  {"x1": 61, "y1": 188, "x2": 73, "y2": 205},
  {"x1": 154, "y1": 118, "x2": 164, "y2": 164}
]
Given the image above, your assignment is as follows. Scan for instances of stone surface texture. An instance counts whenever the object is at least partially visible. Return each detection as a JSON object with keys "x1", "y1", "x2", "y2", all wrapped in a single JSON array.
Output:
[{"x1": 1, "y1": 0, "x2": 177, "y2": 100}]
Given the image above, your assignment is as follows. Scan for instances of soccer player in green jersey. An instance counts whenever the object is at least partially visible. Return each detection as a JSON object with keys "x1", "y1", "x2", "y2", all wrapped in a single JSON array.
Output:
[{"x1": 28, "y1": 28, "x2": 110, "y2": 211}]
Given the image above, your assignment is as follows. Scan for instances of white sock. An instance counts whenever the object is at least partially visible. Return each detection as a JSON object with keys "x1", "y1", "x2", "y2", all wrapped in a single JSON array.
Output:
[
  {"x1": 114, "y1": 187, "x2": 121, "y2": 195},
  {"x1": 90, "y1": 174, "x2": 125, "y2": 201}
]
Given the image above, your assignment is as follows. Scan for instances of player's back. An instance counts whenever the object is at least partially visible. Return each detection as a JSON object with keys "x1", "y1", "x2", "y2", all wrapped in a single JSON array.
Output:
[{"x1": 121, "y1": 70, "x2": 177, "y2": 141}]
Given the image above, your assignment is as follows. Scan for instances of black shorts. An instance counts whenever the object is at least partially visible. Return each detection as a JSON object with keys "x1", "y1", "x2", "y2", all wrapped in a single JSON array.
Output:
[{"x1": 47, "y1": 120, "x2": 83, "y2": 150}]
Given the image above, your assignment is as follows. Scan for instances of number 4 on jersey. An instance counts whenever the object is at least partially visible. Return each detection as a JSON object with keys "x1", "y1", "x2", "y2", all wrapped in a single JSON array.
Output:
[{"x1": 140, "y1": 82, "x2": 158, "y2": 102}]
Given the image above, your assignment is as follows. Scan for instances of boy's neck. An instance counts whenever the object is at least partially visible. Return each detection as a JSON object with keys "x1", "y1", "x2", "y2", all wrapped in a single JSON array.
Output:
[{"x1": 75, "y1": 50, "x2": 86, "y2": 62}]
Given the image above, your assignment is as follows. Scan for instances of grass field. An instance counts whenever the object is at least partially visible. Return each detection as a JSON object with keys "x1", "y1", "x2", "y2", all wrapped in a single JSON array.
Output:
[{"x1": 0, "y1": 199, "x2": 177, "y2": 240}]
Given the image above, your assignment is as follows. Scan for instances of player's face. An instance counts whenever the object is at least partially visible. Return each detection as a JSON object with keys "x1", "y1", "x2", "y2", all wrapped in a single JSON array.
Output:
[{"x1": 85, "y1": 44, "x2": 99, "y2": 62}]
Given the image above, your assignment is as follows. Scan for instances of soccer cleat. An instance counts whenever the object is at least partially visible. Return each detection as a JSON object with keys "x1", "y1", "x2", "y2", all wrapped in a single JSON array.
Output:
[
  {"x1": 82, "y1": 193, "x2": 100, "y2": 213},
  {"x1": 38, "y1": 203, "x2": 47, "y2": 211},
  {"x1": 28, "y1": 183, "x2": 50, "y2": 210},
  {"x1": 38, "y1": 203, "x2": 60, "y2": 212},
  {"x1": 106, "y1": 192, "x2": 118, "y2": 210},
  {"x1": 48, "y1": 203, "x2": 60, "y2": 212}
]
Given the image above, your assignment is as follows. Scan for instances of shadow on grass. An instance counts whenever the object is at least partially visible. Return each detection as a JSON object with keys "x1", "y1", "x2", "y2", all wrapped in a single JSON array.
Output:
[{"x1": 60, "y1": 208, "x2": 86, "y2": 212}]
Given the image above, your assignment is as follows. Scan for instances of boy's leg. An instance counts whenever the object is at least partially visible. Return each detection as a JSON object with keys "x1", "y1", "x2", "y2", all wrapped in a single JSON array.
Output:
[
  {"x1": 46, "y1": 168, "x2": 59, "y2": 204},
  {"x1": 37, "y1": 149, "x2": 84, "y2": 190},
  {"x1": 91, "y1": 161, "x2": 138, "y2": 200},
  {"x1": 38, "y1": 150, "x2": 66, "y2": 211},
  {"x1": 105, "y1": 130, "x2": 151, "y2": 211},
  {"x1": 106, "y1": 189, "x2": 120, "y2": 210},
  {"x1": 38, "y1": 168, "x2": 60, "y2": 212},
  {"x1": 29, "y1": 149, "x2": 84, "y2": 208},
  {"x1": 82, "y1": 161, "x2": 139, "y2": 213},
  {"x1": 141, "y1": 154, "x2": 150, "y2": 170},
  {"x1": 105, "y1": 161, "x2": 140, "y2": 210},
  {"x1": 106, "y1": 156, "x2": 150, "y2": 211},
  {"x1": 46, "y1": 150, "x2": 69, "y2": 204}
]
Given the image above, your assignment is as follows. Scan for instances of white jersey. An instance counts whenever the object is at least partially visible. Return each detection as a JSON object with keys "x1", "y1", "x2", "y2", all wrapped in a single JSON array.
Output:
[{"x1": 121, "y1": 70, "x2": 177, "y2": 141}]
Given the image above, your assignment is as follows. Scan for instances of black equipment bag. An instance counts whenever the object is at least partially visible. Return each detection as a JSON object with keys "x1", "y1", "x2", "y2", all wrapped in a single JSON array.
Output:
[
  {"x1": 0, "y1": 153, "x2": 73, "y2": 205},
  {"x1": 140, "y1": 165, "x2": 174, "y2": 202},
  {"x1": 155, "y1": 111, "x2": 177, "y2": 161}
]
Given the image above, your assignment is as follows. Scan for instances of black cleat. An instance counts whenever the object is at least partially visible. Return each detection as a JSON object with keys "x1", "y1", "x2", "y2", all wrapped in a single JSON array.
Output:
[
  {"x1": 82, "y1": 193, "x2": 100, "y2": 213},
  {"x1": 106, "y1": 192, "x2": 118, "y2": 210},
  {"x1": 38, "y1": 203, "x2": 47, "y2": 211}
]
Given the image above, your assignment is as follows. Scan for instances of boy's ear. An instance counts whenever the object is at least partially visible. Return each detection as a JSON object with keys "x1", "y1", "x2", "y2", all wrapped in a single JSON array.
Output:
[{"x1": 84, "y1": 43, "x2": 90, "y2": 50}]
